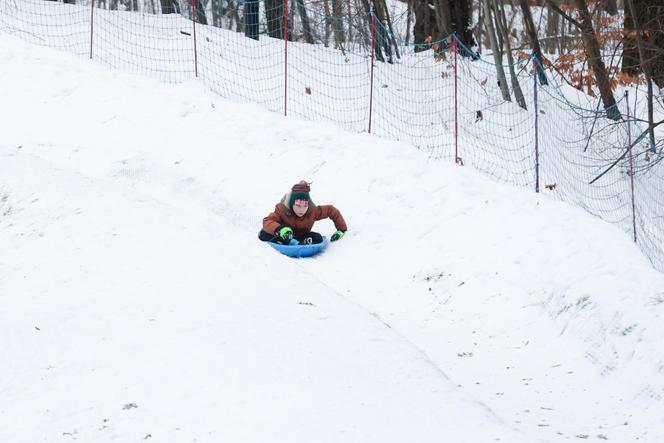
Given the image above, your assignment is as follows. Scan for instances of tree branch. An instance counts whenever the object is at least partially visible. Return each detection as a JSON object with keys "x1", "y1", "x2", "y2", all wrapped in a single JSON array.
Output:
[{"x1": 543, "y1": 0, "x2": 583, "y2": 30}]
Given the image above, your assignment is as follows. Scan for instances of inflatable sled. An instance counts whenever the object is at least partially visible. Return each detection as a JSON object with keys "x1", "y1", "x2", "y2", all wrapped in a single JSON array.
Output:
[{"x1": 267, "y1": 237, "x2": 329, "y2": 258}]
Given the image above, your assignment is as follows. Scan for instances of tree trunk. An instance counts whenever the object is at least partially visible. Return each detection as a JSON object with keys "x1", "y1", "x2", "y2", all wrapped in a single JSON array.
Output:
[
  {"x1": 332, "y1": 0, "x2": 346, "y2": 47},
  {"x1": 160, "y1": 0, "x2": 180, "y2": 14},
  {"x1": 494, "y1": 0, "x2": 527, "y2": 108},
  {"x1": 211, "y1": 0, "x2": 222, "y2": 27},
  {"x1": 599, "y1": 0, "x2": 617, "y2": 15},
  {"x1": 193, "y1": 0, "x2": 207, "y2": 24},
  {"x1": 623, "y1": 1, "x2": 664, "y2": 88},
  {"x1": 245, "y1": 0, "x2": 259, "y2": 40},
  {"x1": 571, "y1": 0, "x2": 619, "y2": 119},
  {"x1": 413, "y1": 0, "x2": 438, "y2": 52},
  {"x1": 264, "y1": 0, "x2": 284, "y2": 38},
  {"x1": 322, "y1": 0, "x2": 332, "y2": 47},
  {"x1": 296, "y1": 0, "x2": 315, "y2": 43},
  {"x1": 406, "y1": 0, "x2": 413, "y2": 43},
  {"x1": 544, "y1": 4, "x2": 558, "y2": 53},
  {"x1": 483, "y1": 0, "x2": 511, "y2": 102},
  {"x1": 545, "y1": 0, "x2": 619, "y2": 118},
  {"x1": 412, "y1": 0, "x2": 473, "y2": 54},
  {"x1": 451, "y1": 0, "x2": 474, "y2": 53},
  {"x1": 477, "y1": 0, "x2": 483, "y2": 53},
  {"x1": 518, "y1": 0, "x2": 547, "y2": 85},
  {"x1": 434, "y1": 0, "x2": 453, "y2": 38},
  {"x1": 374, "y1": 0, "x2": 400, "y2": 59},
  {"x1": 626, "y1": 0, "x2": 656, "y2": 149},
  {"x1": 622, "y1": 0, "x2": 639, "y2": 76},
  {"x1": 228, "y1": 0, "x2": 242, "y2": 31}
]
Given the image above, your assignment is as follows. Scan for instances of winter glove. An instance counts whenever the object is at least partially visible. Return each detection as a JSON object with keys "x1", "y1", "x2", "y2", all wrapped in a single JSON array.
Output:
[
  {"x1": 330, "y1": 230, "x2": 345, "y2": 242},
  {"x1": 276, "y1": 226, "x2": 294, "y2": 243}
]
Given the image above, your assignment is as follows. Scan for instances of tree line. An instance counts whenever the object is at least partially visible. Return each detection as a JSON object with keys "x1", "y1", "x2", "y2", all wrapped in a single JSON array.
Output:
[{"x1": 48, "y1": 0, "x2": 664, "y2": 136}]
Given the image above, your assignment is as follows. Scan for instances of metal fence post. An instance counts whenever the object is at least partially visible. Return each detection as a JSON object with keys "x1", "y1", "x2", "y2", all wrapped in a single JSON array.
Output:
[{"x1": 626, "y1": 91, "x2": 637, "y2": 243}]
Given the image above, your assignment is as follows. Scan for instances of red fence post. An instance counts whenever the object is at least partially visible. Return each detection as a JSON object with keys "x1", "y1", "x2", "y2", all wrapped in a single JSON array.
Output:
[
  {"x1": 284, "y1": 0, "x2": 289, "y2": 116},
  {"x1": 626, "y1": 91, "x2": 637, "y2": 243},
  {"x1": 191, "y1": 0, "x2": 199, "y2": 77},
  {"x1": 534, "y1": 60, "x2": 540, "y2": 193},
  {"x1": 368, "y1": 12, "x2": 376, "y2": 133},
  {"x1": 453, "y1": 33, "x2": 459, "y2": 164},
  {"x1": 89, "y1": 0, "x2": 95, "y2": 59}
]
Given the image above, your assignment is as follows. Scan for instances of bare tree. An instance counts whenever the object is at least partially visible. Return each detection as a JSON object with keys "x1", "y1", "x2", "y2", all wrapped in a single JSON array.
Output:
[
  {"x1": 625, "y1": 0, "x2": 660, "y2": 149},
  {"x1": 245, "y1": 0, "x2": 259, "y2": 39},
  {"x1": 544, "y1": 0, "x2": 620, "y2": 120},
  {"x1": 518, "y1": 0, "x2": 548, "y2": 85},
  {"x1": 482, "y1": 0, "x2": 511, "y2": 102},
  {"x1": 193, "y1": 0, "x2": 207, "y2": 24},
  {"x1": 295, "y1": 0, "x2": 315, "y2": 43},
  {"x1": 265, "y1": 0, "x2": 284, "y2": 38},
  {"x1": 493, "y1": 0, "x2": 527, "y2": 108},
  {"x1": 413, "y1": 0, "x2": 438, "y2": 51},
  {"x1": 331, "y1": 0, "x2": 346, "y2": 47},
  {"x1": 211, "y1": 0, "x2": 223, "y2": 27},
  {"x1": 160, "y1": 0, "x2": 180, "y2": 14},
  {"x1": 623, "y1": 1, "x2": 664, "y2": 88},
  {"x1": 544, "y1": 3, "x2": 559, "y2": 53},
  {"x1": 599, "y1": 0, "x2": 617, "y2": 16}
]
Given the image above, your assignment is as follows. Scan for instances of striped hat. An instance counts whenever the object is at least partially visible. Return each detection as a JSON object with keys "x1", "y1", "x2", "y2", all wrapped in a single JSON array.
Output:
[{"x1": 289, "y1": 180, "x2": 311, "y2": 207}]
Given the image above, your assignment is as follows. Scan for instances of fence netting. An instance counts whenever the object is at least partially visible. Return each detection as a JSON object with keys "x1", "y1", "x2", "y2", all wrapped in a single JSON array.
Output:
[{"x1": 1, "y1": 0, "x2": 662, "y2": 272}]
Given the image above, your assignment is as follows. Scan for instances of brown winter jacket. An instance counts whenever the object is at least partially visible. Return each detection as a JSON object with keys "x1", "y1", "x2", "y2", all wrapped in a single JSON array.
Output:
[{"x1": 263, "y1": 193, "x2": 347, "y2": 237}]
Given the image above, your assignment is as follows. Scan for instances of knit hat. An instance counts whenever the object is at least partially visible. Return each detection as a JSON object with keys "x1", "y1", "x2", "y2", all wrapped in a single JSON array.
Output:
[{"x1": 289, "y1": 180, "x2": 311, "y2": 208}]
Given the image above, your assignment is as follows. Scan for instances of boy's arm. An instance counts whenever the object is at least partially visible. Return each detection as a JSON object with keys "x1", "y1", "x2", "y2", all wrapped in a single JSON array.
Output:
[
  {"x1": 316, "y1": 205, "x2": 347, "y2": 232},
  {"x1": 263, "y1": 207, "x2": 284, "y2": 234}
]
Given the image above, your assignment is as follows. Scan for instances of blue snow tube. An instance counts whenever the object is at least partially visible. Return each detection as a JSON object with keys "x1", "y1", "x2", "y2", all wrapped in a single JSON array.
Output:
[{"x1": 267, "y1": 237, "x2": 329, "y2": 258}]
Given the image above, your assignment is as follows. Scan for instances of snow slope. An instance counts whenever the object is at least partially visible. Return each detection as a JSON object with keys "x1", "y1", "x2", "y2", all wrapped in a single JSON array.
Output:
[{"x1": 1, "y1": 35, "x2": 663, "y2": 442}]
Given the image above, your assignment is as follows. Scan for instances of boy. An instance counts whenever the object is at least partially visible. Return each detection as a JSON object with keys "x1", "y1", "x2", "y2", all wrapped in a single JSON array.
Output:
[{"x1": 259, "y1": 180, "x2": 347, "y2": 245}]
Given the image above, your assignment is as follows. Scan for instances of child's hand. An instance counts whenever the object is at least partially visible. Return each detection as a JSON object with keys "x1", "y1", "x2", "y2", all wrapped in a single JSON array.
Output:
[
  {"x1": 331, "y1": 230, "x2": 345, "y2": 242},
  {"x1": 277, "y1": 226, "x2": 293, "y2": 242}
]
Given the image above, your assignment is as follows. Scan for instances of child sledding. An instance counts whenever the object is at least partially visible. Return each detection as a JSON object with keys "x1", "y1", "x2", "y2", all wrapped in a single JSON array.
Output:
[{"x1": 258, "y1": 180, "x2": 347, "y2": 248}]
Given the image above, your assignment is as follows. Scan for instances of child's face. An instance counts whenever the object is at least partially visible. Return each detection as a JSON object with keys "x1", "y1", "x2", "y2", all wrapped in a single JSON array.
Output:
[{"x1": 293, "y1": 199, "x2": 309, "y2": 217}]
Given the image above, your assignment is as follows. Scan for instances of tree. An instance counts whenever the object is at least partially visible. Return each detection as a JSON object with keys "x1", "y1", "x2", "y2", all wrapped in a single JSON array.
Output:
[
  {"x1": 160, "y1": 0, "x2": 181, "y2": 14},
  {"x1": 482, "y1": 0, "x2": 511, "y2": 102},
  {"x1": 193, "y1": 0, "x2": 207, "y2": 24},
  {"x1": 412, "y1": 0, "x2": 437, "y2": 52},
  {"x1": 449, "y1": 0, "x2": 474, "y2": 53},
  {"x1": 265, "y1": 0, "x2": 284, "y2": 38},
  {"x1": 599, "y1": 0, "x2": 617, "y2": 16},
  {"x1": 518, "y1": 0, "x2": 548, "y2": 85},
  {"x1": 245, "y1": 0, "x2": 259, "y2": 39},
  {"x1": 544, "y1": 0, "x2": 620, "y2": 120},
  {"x1": 624, "y1": 0, "x2": 662, "y2": 150},
  {"x1": 372, "y1": 0, "x2": 399, "y2": 62},
  {"x1": 331, "y1": 0, "x2": 346, "y2": 48},
  {"x1": 211, "y1": 0, "x2": 224, "y2": 27},
  {"x1": 412, "y1": 0, "x2": 474, "y2": 54},
  {"x1": 493, "y1": 0, "x2": 527, "y2": 108},
  {"x1": 622, "y1": 1, "x2": 664, "y2": 88},
  {"x1": 295, "y1": 0, "x2": 315, "y2": 43}
]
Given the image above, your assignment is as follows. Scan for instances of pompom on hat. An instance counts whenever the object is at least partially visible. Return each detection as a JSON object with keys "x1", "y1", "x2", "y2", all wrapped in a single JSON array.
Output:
[{"x1": 289, "y1": 180, "x2": 311, "y2": 208}]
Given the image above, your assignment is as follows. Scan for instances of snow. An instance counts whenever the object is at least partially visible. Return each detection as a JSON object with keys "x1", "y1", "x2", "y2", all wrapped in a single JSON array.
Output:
[{"x1": 1, "y1": 31, "x2": 664, "y2": 443}]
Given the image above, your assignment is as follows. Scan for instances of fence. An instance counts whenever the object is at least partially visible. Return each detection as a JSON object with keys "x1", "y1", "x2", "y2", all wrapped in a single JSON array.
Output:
[{"x1": 1, "y1": 0, "x2": 663, "y2": 272}]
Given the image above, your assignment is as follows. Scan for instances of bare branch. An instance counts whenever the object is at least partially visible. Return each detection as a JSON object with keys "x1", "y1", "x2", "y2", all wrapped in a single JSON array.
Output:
[{"x1": 543, "y1": 0, "x2": 582, "y2": 30}]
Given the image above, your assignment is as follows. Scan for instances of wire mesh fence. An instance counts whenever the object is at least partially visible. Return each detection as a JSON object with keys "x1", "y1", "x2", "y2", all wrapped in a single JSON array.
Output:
[{"x1": 1, "y1": 0, "x2": 662, "y2": 272}]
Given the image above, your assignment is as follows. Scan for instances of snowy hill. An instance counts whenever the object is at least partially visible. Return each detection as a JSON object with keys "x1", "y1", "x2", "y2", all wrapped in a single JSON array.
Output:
[{"x1": 1, "y1": 34, "x2": 664, "y2": 442}]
